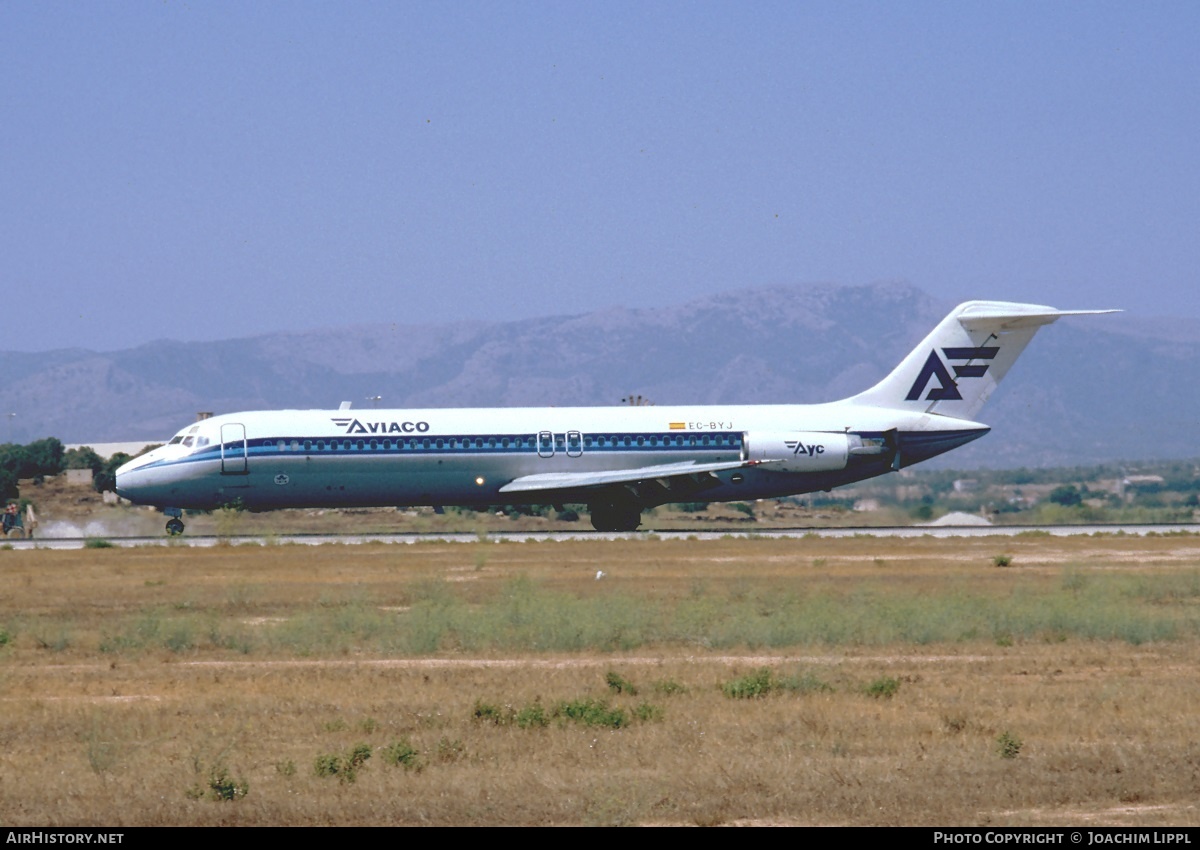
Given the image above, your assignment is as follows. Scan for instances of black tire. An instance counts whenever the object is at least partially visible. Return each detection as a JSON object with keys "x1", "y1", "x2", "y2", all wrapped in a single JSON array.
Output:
[{"x1": 588, "y1": 501, "x2": 642, "y2": 532}]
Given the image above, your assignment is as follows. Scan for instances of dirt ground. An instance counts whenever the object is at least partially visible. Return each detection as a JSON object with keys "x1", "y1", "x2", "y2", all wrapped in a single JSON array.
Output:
[{"x1": 2, "y1": 534, "x2": 1200, "y2": 825}]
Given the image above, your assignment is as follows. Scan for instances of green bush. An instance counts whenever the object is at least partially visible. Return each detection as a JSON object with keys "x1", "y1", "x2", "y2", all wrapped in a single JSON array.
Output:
[
  {"x1": 996, "y1": 730, "x2": 1022, "y2": 759},
  {"x1": 723, "y1": 668, "x2": 775, "y2": 699},
  {"x1": 314, "y1": 742, "x2": 372, "y2": 783},
  {"x1": 187, "y1": 764, "x2": 248, "y2": 801},
  {"x1": 865, "y1": 677, "x2": 900, "y2": 699},
  {"x1": 605, "y1": 670, "x2": 638, "y2": 695},
  {"x1": 206, "y1": 765, "x2": 249, "y2": 801},
  {"x1": 515, "y1": 701, "x2": 549, "y2": 729},
  {"x1": 382, "y1": 739, "x2": 423, "y2": 771},
  {"x1": 554, "y1": 698, "x2": 628, "y2": 728},
  {"x1": 472, "y1": 700, "x2": 513, "y2": 725}
]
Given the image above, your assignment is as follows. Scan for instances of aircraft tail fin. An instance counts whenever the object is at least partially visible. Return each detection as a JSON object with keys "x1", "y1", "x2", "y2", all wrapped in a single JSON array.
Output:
[{"x1": 850, "y1": 301, "x2": 1118, "y2": 420}]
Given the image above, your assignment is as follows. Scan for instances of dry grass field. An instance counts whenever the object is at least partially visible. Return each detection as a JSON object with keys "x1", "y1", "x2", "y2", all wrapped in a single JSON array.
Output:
[{"x1": 2, "y1": 532, "x2": 1200, "y2": 826}]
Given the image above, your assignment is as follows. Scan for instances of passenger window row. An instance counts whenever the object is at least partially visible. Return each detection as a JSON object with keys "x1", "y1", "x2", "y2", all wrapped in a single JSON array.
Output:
[{"x1": 245, "y1": 433, "x2": 742, "y2": 453}]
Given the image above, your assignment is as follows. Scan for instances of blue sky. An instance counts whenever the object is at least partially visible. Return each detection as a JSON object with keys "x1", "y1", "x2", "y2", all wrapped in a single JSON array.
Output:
[{"x1": 3, "y1": 1, "x2": 1197, "y2": 352}]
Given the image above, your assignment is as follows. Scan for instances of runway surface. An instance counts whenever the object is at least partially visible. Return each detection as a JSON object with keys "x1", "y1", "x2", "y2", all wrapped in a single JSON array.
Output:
[{"x1": 10, "y1": 524, "x2": 1200, "y2": 549}]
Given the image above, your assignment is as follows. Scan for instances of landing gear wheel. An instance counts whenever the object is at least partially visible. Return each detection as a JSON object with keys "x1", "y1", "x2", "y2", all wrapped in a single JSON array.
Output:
[
  {"x1": 165, "y1": 517, "x2": 185, "y2": 536},
  {"x1": 588, "y1": 502, "x2": 642, "y2": 532}
]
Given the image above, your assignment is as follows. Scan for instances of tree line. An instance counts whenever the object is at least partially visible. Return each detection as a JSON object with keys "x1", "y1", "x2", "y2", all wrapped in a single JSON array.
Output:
[{"x1": 0, "y1": 438, "x2": 138, "y2": 500}]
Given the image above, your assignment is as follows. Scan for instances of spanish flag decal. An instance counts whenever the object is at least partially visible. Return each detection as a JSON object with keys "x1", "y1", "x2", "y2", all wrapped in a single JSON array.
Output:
[{"x1": 669, "y1": 422, "x2": 686, "y2": 430}]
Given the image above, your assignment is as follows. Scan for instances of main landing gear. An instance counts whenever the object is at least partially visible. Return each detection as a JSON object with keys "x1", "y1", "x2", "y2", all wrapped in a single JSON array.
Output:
[{"x1": 588, "y1": 499, "x2": 642, "y2": 533}]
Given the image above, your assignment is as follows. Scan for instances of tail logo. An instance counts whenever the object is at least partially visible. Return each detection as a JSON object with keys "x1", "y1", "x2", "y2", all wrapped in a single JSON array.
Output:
[{"x1": 905, "y1": 347, "x2": 999, "y2": 402}]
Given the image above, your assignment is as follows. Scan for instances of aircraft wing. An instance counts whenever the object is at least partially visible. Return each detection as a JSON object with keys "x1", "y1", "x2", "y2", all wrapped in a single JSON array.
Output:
[{"x1": 497, "y1": 459, "x2": 764, "y2": 495}]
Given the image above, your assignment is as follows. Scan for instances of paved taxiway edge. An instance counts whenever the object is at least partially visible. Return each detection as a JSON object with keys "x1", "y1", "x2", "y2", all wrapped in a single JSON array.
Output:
[{"x1": 8, "y1": 524, "x2": 1200, "y2": 549}]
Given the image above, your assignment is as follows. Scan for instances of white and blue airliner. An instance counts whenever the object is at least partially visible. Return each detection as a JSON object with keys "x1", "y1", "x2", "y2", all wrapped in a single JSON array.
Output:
[{"x1": 115, "y1": 301, "x2": 1113, "y2": 534}]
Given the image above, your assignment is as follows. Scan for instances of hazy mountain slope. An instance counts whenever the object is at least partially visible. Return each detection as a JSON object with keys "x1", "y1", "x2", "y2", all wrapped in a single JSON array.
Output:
[{"x1": 1, "y1": 283, "x2": 1191, "y2": 467}]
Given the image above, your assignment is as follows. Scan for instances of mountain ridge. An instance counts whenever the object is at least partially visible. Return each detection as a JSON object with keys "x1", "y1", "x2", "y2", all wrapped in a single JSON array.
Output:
[{"x1": 1, "y1": 283, "x2": 1187, "y2": 467}]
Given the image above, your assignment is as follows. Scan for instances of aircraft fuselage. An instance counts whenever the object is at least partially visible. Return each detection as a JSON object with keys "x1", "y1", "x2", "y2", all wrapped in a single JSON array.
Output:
[{"x1": 113, "y1": 301, "x2": 1115, "y2": 533}]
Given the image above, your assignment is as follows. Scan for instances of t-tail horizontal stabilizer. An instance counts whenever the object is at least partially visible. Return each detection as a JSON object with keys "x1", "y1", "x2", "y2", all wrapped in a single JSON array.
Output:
[{"x1": 850, "y1": 301, "x2": 1118, "y2": 421}]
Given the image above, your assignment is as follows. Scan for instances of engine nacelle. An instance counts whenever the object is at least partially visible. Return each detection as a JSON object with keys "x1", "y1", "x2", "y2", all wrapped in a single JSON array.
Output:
[{"x1": 742, "y1": 431, "x2": 854, "y2": 473}]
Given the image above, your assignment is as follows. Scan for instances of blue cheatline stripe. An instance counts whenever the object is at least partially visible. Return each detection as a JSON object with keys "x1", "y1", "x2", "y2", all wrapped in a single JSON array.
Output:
[{"x1": 141, "y1": 431, "x2": 750, "y2": 469}]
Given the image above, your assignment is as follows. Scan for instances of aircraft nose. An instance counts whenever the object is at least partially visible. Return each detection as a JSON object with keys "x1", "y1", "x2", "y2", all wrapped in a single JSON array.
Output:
[
  {"x1": 113, "y1": 459, "x2": 135, "y2": 498},
  {"x1": 113, "y1": 454, "x2": 153, "y2": 502}
]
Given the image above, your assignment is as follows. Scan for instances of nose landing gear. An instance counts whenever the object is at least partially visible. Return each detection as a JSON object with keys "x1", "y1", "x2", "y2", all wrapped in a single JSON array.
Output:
[{"x1": 163, "y1": 508, "x2": 185, "y2": 536}]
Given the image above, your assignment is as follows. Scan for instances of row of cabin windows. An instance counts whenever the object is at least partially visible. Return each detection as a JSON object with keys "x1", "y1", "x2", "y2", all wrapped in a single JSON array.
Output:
[{"x1": 252, "y1": 433, "x2": 740, "y2": 453}]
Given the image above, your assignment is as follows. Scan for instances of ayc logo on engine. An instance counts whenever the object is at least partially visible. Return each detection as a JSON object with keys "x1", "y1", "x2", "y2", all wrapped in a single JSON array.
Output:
[{"x1": 784, "y1": 440, "x2": 825, "y2": 456}]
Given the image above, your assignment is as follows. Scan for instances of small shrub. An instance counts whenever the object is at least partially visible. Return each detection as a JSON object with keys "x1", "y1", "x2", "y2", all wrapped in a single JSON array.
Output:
[
  {"x1": 554, "y1": 698, "x2": 628, "y2": 728},
  {"x1": 313, "y1": 753, "x2": 341, "y2": 778},
  {"x1": 346, "y1": 743, "x2": 372, "y2": 771},
  {"x1": 605, "y1": 670, "x2": 638, "y2": 695},
  {"x1": 515, "y1": 701, "x2": 549, "y2": 729},
  {"x1": 865, "y1": 677, "x2": 900, "y2": 699},
  {"x1": 314, "y1": 742, "x2": 372, "y2": 783},
  {"x1": 382, "y1": 739, "x2": 423, "y2": 772},
  {"x1": 472, "y1": 700, "x2": 513, "y2": 725},
  {"x1": 188, "y1": 764, "x2": 248, "y2": 801},
  {"x1": 997, "y1": 730, "x2": 1022, "y2": 759},
  {"x1": 723, "y1": 668, "x2": 774, "y2": 699},
  {"x1": 206, "y1": 765, "x2": 249, "y2": 801}
]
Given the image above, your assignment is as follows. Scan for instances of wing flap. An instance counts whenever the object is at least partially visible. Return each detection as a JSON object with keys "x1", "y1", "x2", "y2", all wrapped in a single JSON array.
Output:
[{"x1": 498, "y1": 459, "x2": 759, "y2": 495}]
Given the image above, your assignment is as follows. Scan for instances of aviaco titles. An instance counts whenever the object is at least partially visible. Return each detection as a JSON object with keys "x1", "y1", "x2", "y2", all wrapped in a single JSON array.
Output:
[{"x1": 115, "y1": 301, "x2": 1114, "y2": 534}]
